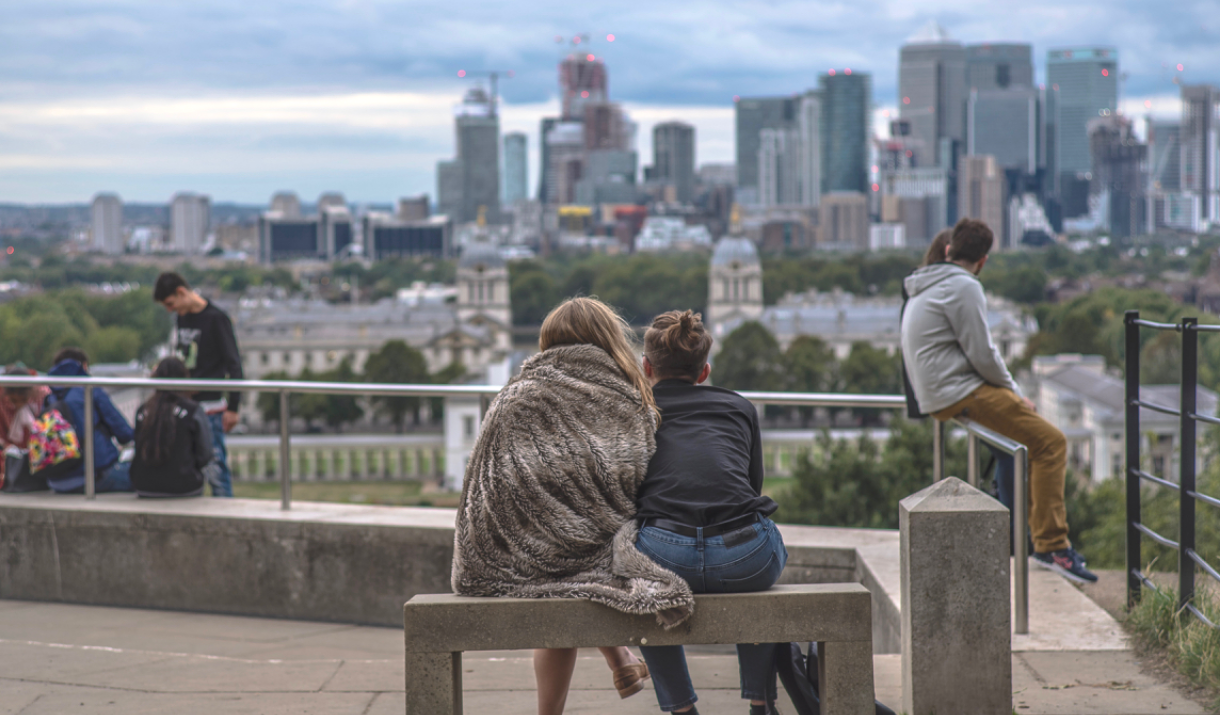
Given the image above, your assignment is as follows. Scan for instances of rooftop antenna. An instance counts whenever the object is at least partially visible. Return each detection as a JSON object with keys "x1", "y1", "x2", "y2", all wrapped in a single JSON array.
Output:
[{"x1": 456, "y1": 69, "x2": 515, "y2": 116}]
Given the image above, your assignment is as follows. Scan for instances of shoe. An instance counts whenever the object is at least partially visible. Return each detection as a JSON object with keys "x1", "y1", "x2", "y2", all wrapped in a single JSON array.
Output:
[
  {"x1": 1032, "y1": 548, "x2": 1098, "y2": 584},
  {"x1": 612, "y1": 661, "x2": 650, "y2": 699}
]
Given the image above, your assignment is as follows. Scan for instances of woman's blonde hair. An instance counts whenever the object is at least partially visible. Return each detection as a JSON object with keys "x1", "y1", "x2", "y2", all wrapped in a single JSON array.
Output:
[{"x1": 539, "y1": 297, "x2": 659, "y2": 421}]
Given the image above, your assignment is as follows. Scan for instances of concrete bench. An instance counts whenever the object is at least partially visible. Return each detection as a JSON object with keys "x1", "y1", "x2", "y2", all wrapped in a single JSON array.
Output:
[{"x1": 403, "y1": 583, "x2": 876, "y2": 714}]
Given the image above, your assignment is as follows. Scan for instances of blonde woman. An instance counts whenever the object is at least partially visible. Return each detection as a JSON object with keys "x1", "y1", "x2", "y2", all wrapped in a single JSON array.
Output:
[{"x1": 452, "y1": 297, "x2": 694, "y2": 715}]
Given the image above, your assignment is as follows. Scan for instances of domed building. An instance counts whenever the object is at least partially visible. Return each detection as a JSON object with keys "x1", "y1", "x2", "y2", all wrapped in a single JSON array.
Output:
[{"x1": 706, "y1": 235, "x2": 764, "y2": 337}]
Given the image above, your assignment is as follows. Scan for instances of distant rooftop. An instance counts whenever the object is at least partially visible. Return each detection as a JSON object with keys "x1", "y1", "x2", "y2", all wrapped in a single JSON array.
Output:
[{"x1": 906, "y1": 21, "x2": 955, "y2": 45}]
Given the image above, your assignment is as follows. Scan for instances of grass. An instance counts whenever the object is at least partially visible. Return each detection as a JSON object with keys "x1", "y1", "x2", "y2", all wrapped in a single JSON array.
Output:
[
  {"x1": 1125, "y1": 584, "x2": 1220, "y2": 709},
  {"x1": 232, "y1": 480, "x2": 462, "y2": 508}
]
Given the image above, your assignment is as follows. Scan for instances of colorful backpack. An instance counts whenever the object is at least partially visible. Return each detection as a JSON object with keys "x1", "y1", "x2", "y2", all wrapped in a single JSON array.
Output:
[{"x1": 28, "y1": 400, "x2": 83, "y2": 482}]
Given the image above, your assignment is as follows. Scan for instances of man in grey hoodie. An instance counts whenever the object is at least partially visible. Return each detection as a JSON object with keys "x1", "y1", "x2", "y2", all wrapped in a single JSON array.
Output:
[{"x1": 901, "y1": 218, "x2": 1096, "y2": 583}]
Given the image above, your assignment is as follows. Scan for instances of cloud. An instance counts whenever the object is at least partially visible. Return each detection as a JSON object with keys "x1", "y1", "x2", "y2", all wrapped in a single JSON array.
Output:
[{"x1": 1, "y1": 0, "x2": 1218, "y2": 202}]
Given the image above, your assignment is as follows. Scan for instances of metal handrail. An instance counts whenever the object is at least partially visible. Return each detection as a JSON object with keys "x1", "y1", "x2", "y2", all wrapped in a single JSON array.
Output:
[
  {"x1": 953, "y1": 416, "x2": 1031, "y2": 635},
  {"x1": 0, "y1": 373, "x2": 909, "y2": 509},
  {"x1": 1126, "y1": 310, "x2": 1220, "y2": 630}
]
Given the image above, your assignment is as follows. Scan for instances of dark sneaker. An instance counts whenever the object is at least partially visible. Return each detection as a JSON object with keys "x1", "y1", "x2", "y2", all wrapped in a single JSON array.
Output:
[{"x1": 1032, "y1": 548, "x2": 1098, "y2": 583}]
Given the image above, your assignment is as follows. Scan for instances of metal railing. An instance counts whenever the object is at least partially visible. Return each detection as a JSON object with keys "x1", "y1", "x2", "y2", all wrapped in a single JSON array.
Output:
[
  {"x1": 954, "y1": 417, "x2": 1031, "y2": 635},
  {"x1": 0, "y1": 375, "x2": 1031, "y2": 629},
  {"x1": 1125, "y1": 311, "x2": 1220, "y2": 627}
]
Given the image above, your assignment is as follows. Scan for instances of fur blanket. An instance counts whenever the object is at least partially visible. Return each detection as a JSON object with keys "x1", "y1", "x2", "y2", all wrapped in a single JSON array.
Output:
[{"x1": 451, "y1": 344, "x2": 694, "y2": 627}]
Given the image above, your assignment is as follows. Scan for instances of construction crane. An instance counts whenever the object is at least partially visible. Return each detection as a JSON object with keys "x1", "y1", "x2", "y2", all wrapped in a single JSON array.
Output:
[{"x1": 456, "y1": 69, "x2": 514, "y2": 116}]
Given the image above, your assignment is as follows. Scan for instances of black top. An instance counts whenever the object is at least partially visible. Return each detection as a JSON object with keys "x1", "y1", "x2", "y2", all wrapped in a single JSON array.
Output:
[
  {"x1": 173, "y1": 301, "x2": 244, "y2": 412},
  {"x1": 635, "y1": 379, "x2": 777, "y2": 527},
  {"x1": 131, "y1": 395, "x2": 215, "y2": 497}
]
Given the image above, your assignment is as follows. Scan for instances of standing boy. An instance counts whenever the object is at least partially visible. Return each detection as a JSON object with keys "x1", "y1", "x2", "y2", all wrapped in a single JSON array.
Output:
[{"x1": 154, "y1": 272, "x2": 243, "y2": 497}]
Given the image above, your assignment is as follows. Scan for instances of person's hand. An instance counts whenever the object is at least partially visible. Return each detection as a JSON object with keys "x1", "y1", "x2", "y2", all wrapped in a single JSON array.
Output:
[
  {"x1": 1022, "y1": 397, "x2": 1037, "y2": 412},
  {"x1": 222, "y1": 410, "x2": 240, "y2": 433}
]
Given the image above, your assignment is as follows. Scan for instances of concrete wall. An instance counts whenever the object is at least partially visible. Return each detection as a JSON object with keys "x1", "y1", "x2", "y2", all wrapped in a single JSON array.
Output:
[{"x1": 0, "y1": 495, "x2": 901, "y2": 650}]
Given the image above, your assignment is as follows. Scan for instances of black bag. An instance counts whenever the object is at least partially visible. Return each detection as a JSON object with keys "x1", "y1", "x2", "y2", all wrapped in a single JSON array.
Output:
[
  {"x1": 774, "y1": 642, "x2": 896, "y2": 715},
  {"x1": 2, "y1": 451, "x2": 47, "y2": 493}
]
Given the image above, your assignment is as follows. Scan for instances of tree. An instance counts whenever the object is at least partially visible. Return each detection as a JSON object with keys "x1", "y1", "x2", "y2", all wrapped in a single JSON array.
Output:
[
  {"x1": 782, "y1": 335, "x2": 836, "y2": 426},
  {"x1": 775, "y1": 418, "x2": 967, "y2": 529},
  {"x1": 510, "y1": 263, "x2": 561, "y2": 325},
  {"x1": 712, "y1": 321, "x2": 784, "y2": 392},
  {"x1": 838, "y1": 341, "x2": 901, "y2": 425},
  {"x1": 256, "y1": 371, "x2": 291, "y2": 426},
  {"x1": 84, "y1": 326, "x2": 142, "y2": 364},
  {"x1": 320, "y1": 357, "x2": 364, "y2": 432},
  {"x1": 294, "y1": 367, "x2": 328, "y2": 431},
  {"x1": 364, "y1": 340, "x2": 430, "y2": 432}
]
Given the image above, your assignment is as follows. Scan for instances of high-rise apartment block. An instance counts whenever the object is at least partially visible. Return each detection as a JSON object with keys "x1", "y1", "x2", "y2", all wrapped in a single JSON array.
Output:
[
  {"x1": 652, "y1": 122, "x2": 696, "y2": 204},
  {"x1": 797, "y1": 94, "x2": 822, "y2": 207},
  {"x1": 437, "y1": 87, "x2": 501, "y2": 224},
  {"x1": 270, "y1": 192, "x2": 302, "y2": 218},
  {"x1": 397, "y1": 195, "x2": 430, "y2": 222},
  {"x1": 503, "y1": 132, "x2": 528, "y2": 204},
  {"x1": 958, "y1": 155, "x2": 1006, "y2": 246},
  {"x1": 1047, "y1": 47, "x2": 1118, "y2": 179},
  {"x1": 820, "y1": 192, "x2": 869, "y2": 249},
  {"x1": 91, "y1": 193, "x2": 123, "y2": 254},
  {"x1": 819, "y1": 71, "x2": 871, "y2": 194},
  {"x1": 735, "y1": 96, "x2": 797, "y2": 205},
  {"x1": 1089, "y1": 114, "x2": 1147, "y2": 238},
  {"x1": 1148, "y1": 121, "x2": 1182, "y2": 193},
  {"x1": 170, "y1": 193, "x2": 210, "y2": 254},
  {"x1": 758, "y1": 127, "x2": 801, "y2": 207},
  {"x1": 899, "y1": 23, "x2": 966, "y2": 168},
  {"x1": 1181, "y1": 84, "x2": 1220, "y2": 221}
]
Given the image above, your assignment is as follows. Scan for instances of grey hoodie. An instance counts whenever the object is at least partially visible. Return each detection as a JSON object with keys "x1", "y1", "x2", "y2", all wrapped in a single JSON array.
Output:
[{"x1": 900, "y1": 263, "x2": 1021, "y2": 415}]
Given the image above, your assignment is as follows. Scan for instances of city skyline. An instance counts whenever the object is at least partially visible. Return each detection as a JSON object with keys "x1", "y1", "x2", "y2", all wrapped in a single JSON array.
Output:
[{"x1": 3, "y1": 1, "x2": 1218, "y2": 203}]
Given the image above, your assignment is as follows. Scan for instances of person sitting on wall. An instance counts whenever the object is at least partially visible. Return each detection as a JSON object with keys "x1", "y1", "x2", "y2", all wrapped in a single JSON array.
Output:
[
  {"x1": 131, "y1": 357, "x2": 217, "y2": 498},
  {"x1": 44, "y1": 348, "x2": 135, "y2": 494},
  {"x1": 900, "y1": 218, "x2": 1096, "y2": 583},
  {"x1": 1, "y1": 364, "x2": 50, "y2": 487}
]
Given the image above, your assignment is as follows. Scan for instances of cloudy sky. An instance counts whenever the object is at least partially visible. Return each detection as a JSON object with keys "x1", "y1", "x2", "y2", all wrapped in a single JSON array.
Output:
[{"x1": 2, "y1": 0, "x2": 1217, "y2": 205}]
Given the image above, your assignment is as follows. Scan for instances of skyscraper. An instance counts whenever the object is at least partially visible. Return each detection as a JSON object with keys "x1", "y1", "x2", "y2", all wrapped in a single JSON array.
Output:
[
  {"x1": 1089, "y1": 114, "x2": 1147, "y2": 238},
  {"x1": 1181, "y1": 84, "x2": 1220, "y2": 220},
  {"x1": 652, "y1": 121, "x2": 696, "y2": 204},
  {"x1": 966, "y1": 43, "x2": 1033, "y2": 91},
  {"x1": 270, "y1": 192, "x2": 302, "y2": 218},
  {"x1": 797, "y1": 94, "x2": 822, "y2": 207},
  {"x1": 735, "y1": 96, "x2": 797, "y2": 205},
  {"x1": 437, "y1": 87, "x2": 500, "y2": 223},
  {"x1": 820, "y1": 71, "x2": 871, "y2": 194},
  {"x1": 958, "y1": 155, "x2": 1006, "y2": 246},
  {"x1": 170, "y1": 192, "x2": 210, "y2": 254},
  {"x1": 758, "y1": 127, "x2": 800, "y2": 207},
  {"x1": 560, "y1": 54, "x2": 608, "y2": 120},
  {"x1": 1148, "y1": 121, "x2": 1182, "y2": 193},
  {"x1": 91, "y1": 193, "x2": 123, "y2": 254},
  {"x1": 503, "y1": 132, "x2": 528, "y2": 204},
  {"x1": 899, "y1": 23, "x2": 966, "y2": 168},
  {"x1": 968, "y1": 88, "x2": 1038, "y2": 172},
  {"x1": 1046, "y1": 47, "x2": 1118, "y2": 179}
]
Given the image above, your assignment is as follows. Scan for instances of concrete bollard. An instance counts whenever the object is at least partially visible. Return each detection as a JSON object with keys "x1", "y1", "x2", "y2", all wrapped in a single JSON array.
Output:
[{"x1": 900, "y1": 477, "x2": 1010, "y2": 715}]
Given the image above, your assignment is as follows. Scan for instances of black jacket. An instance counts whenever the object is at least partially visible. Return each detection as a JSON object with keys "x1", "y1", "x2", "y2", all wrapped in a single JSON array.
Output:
[
  {"x1": 173, "y1": 301, "x2": 243, "y2": 412},
  {"x1": 131, "y1": 395, "x2": 215, "y2": 497}
]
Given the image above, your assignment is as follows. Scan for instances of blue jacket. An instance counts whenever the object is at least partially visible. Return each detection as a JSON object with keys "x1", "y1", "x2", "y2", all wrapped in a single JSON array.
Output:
[{"x1": 46, "y1": 359, "x2": 135, "y2": 491}]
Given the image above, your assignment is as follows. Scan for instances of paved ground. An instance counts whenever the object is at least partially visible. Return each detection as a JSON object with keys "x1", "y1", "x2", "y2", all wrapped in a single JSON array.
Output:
[{"x1": 0, "y1": 592, "x2": 1206, "y2": 715}]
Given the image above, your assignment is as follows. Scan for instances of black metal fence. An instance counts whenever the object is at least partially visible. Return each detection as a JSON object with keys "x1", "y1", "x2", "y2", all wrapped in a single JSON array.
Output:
[{"x1": 1125, "y1": 310, "x2": 1220, "y2": 627}]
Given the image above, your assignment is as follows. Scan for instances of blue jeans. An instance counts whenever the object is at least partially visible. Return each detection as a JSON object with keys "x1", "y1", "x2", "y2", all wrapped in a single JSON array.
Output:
[
  {"x1": 206, "y1": 412, "x2": 233, "y2": 498},
  {"x1": 60, "y1": 460, "x2": 133, "y2": 494},
  {"x1": 636, "y1": 516, "x2": 788, "y2": 712}
]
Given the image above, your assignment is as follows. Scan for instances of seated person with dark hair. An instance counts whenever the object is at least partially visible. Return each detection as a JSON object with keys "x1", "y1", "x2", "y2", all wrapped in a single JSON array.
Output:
[
  {"x1": 131, "y1": 357, "x2": 217, "y2": 498},
  {"x1": 45, "y1": 347, "x2": 135, "y2": 493},
  {"x1": 634, "y1": 310, "x2": 787, "y2": 715}
]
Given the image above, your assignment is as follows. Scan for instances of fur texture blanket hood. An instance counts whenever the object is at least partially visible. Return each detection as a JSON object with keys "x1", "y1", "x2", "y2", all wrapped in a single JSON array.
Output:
[{"x1": 451, "y1": 343, "x2": 695, "y2": 627}]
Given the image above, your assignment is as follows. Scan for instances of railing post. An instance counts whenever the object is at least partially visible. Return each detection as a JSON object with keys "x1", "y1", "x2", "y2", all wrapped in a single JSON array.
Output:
[
  {"x1": 931, "y1": 418, "x2": 945, "y2": 482},
  {"x1": 1013, "y1": 445, "x2": 1029, "y2": 635},
  {"x1": 83, "y1": 385, "x2": 95, "y2": 500},
  {"x1": 1180, "y1": 317, "x2": 1198, "y2": 612},
  {"x1": 279, "y1": 390, "x2": 292, "y2": 510},
  {"x1": 966, "y1": 433, "x2": 979, "y2": 488},
  {"x1": 1125, "y1": 310, "x2": 1142, "y2": 609}
]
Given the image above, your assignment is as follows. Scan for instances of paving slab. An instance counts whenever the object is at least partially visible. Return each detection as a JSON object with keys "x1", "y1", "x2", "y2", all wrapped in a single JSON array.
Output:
[
  {"x1": 1015, "y1": 564, "x2": 1129, "y2": 652},
  {"x1": 1013, "y1": 651, "x2": 1205, "y2": 714}
]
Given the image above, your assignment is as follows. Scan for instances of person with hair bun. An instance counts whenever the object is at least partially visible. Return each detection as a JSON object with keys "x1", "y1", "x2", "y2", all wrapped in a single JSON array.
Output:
[{"x1": 633, "y1": 309, "x2": 786, "y2": 715}]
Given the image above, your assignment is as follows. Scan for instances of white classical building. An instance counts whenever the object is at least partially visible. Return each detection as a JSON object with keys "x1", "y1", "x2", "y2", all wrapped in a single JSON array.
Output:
[
  {"x1": 1030, "y1": 354, "x2": 1219, "y2": 484},
  {"x1": 706, "y1": 235, "x2": 764, "y2": 331}
]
